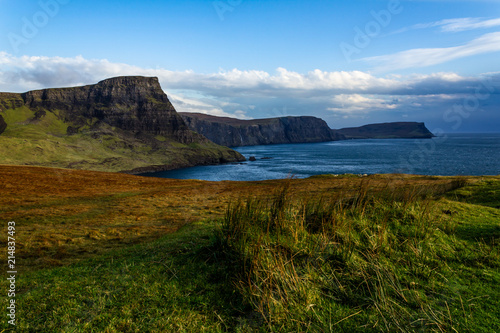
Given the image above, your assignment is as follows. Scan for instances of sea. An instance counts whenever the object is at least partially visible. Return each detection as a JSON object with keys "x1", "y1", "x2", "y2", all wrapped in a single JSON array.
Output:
[{"x1": 141, "y1": 133, "x2": 500, "y2": 181}]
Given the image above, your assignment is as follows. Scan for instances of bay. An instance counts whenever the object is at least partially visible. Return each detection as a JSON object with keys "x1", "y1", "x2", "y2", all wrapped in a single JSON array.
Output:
[{"x1": 141, "y1": 133, "x2": 500, "y2": 181}]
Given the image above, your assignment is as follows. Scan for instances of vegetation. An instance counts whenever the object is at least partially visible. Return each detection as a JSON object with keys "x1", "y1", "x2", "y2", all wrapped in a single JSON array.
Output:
[
  {"x1": 0, "y1": 166, "x2": 499, "y2": 332},
  {"x1": 213, "y1": 179, "x2": 500, "y2": 332}
]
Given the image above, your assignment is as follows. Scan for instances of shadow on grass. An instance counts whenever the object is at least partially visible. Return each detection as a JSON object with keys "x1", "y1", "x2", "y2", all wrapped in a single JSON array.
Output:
[{"x1": 7, "y1": 222, "x2": 251, "y2": 332}]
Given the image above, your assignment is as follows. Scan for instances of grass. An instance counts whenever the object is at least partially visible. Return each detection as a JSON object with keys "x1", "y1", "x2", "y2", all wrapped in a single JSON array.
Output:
[
  {"x1": 8, "y1": 222, "x2": 246, "y2": 332},
  {"x1": 0, "y1": 166, "x2": 499, "y2": 332},
  {"x1": 444, "y1": 177, "x2": 500, "y2": 209},
  {"x1": 211, "y1": 179, "x2": 500, "y2": 332}
]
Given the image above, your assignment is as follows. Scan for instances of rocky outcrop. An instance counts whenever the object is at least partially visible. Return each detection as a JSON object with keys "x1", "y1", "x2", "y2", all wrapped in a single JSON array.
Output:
[
  {"x1": 180, "y1": 113, "x2": 344, "y2": 147},
  {"x1": 22, "y1": 76, "x2": 200, "y2": 143},
  {"x1": 336, "y1": 122, "x2": 434, "y2": 139},
  {"x1": 0, "y1": 76, "x2": 245, "y2": 172}
]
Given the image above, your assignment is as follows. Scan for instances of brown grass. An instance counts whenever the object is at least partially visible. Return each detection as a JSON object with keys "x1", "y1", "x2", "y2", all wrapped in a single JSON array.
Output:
[{"x1": 0, "y1": 165, "x2": 478, "y2": 270}]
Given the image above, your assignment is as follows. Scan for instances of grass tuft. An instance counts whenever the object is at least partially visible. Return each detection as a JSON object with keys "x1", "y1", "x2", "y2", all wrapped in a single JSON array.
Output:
[{"x1": 211, "y1": 179, "x2": 500, "y2": 332}]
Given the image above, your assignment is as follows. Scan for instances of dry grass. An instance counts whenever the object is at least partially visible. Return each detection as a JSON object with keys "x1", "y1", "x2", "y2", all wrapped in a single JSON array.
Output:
[
  {"x1": 1, "y1": 165, "x2": 499, "y2": 332},
  {"x1": 0, "y1": 165, "x2": 480, "y2": 270}
]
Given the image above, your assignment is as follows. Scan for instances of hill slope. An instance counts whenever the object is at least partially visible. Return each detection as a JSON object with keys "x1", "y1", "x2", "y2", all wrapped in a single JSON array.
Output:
[
  {"x1": 180, "y1": 112, "x2": 344, "y2": 147},
  {"x1": 0, "y1": 76, "x2": 244, "y2": 173}
]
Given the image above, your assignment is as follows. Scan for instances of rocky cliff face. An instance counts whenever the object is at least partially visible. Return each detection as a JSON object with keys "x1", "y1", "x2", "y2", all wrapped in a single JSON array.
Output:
[
  {"x1": 0, "y1": 76, "x2": 245, "y2": 173},
  {"x1": 23, "y1": 76, "x2": 200, "y2": 143},
  {"x1": 336, "y1": 122, "x2": 434, "y2": 139},
  {"x1": 180, "y1": 113, "x2": 344, "y2": 147}
]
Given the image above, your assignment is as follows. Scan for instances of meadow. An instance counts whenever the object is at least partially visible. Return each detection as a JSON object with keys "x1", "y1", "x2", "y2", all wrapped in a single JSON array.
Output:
[{"x1": 0, "y1": 165, "x2": 499, "y2": 332}]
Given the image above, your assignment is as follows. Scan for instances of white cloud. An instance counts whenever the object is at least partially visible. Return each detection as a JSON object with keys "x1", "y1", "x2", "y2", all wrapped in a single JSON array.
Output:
[
  {"x1": 168, "y1": 93, "x2": 252, "y2": 119},
  {"x1": 0, "y1": 52, "x2": 498, "y2": 128},
  {"x1": 439, "y1": 17, "x2": 500, "y2": 32},
  {"x1": 327, "y1": 94, "x2": 398, "y2": 114},
  {"x1": 362, "y1": 32, "x2": 500, "y2": 72},
  {"x1": 389, "y1": 17, "x2": 500, "y2": 34},
  {"x1": 1, "y1": 52, "x2": 485, "y2": 96}
]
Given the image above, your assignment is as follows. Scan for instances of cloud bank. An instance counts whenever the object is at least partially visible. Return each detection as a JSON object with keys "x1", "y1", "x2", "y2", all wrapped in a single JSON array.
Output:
[{"x1": 0, "y1": 52, "x2": 498, "y2": 131}]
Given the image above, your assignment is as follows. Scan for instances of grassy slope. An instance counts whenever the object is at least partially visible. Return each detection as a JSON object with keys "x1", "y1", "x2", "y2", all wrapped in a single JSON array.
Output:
[
  {"x1": 0, "y1": 103, "x2": 242, "y2": 173},
  {"x1": 0, "y1": 166, "x2": 498, "y2": 332}
]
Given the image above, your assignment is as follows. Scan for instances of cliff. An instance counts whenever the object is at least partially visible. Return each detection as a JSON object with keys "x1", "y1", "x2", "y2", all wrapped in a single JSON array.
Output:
[
  {"x1": 21, "y1": 76, "x2": 200, "y2": 143},
  {"x1": 0, "y1": 76, "x2": 245, "y2": 173},
  {"x1": 180, "y1": 113, "x2": 345, "y2": 147},
  {"x1": 180, "y1": 113, "x2": 434, "y2": 147},
  {"x1": 336, "y1": 122, "x2": 435, "y2": 139}
]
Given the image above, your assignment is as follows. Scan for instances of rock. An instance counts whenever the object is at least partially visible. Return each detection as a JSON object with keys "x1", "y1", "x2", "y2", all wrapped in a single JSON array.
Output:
[
  {"x1": 261, "y1": 157, "x2": 273, "y2": 160},
  {"x1": 66, "y1": 126, "x2": 78, "y2": 135},
  {"x1": 33, "y1": 110, "x2": 46, "y2": 119},
  {"x1": 249, "y1": 156, "x2": 257, "y2": 161},
  {"x1": 180, "y1": 114, "x2": 433, "y2": 147}
]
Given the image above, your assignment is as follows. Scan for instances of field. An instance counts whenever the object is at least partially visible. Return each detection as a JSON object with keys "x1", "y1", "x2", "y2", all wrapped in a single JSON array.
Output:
[{"x1": 0, "y1": 165, "x2": 499, "y2": 332}]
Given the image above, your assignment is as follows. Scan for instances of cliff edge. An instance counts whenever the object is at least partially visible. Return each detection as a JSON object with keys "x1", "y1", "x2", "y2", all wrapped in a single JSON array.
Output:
[
  {"x1": 0, "y1": 76, "x2": 245, "y2": 173},
  {"x1": 180, "y1": 113, "x2": 433, "y2": 147},
  {"x1": 180, "y1": 113, "x2": 345, "y2": 147}
]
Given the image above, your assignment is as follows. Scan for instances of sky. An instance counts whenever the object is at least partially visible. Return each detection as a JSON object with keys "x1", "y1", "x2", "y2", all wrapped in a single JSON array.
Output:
[{"x1": 0, "y1": 0, "x2": 499, "y2": 132}]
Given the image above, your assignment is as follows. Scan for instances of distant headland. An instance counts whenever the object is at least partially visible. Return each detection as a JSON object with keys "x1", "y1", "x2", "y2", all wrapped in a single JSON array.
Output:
[{"x1": 180, "y1": 112, "x2": 434, "y2": 147}]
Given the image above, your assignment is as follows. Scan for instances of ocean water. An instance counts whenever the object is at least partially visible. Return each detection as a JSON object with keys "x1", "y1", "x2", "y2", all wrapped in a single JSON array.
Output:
[{"x1": 141, "y1": 133, "x2": 500, "y2": 181}]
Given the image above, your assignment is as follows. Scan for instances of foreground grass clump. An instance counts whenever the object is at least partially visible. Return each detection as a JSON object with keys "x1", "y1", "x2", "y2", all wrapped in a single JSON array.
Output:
[{"x1": 213, "y1": 181, "x2": 500, "y2": 332}]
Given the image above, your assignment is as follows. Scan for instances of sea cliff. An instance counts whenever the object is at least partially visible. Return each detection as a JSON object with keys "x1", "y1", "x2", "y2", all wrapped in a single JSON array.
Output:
[
  {"x1": 180, "y1": 113, "x2": 434, "y2": 147},
  {"x1": 0, "y1": 76, "x2": 245, "y2": 173},
  {"x1": 180, "y1": 113, "x2": 344, "y2": 147}
]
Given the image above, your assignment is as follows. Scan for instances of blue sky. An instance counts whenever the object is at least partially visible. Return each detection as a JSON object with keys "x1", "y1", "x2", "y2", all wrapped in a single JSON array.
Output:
[{"x1": 1, "y1": 0, "x2": 499, "y2": 132}]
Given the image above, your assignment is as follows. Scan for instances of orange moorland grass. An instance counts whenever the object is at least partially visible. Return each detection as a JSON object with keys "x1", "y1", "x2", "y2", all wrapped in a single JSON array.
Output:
[{"x1": 0, "y1": 164, "x2": 474, "y2": 270}]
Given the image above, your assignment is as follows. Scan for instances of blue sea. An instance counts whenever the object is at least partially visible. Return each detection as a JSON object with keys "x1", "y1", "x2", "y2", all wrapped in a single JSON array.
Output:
[{"x1": 142, "y1": 133, "x2": 500, "y2": 181}]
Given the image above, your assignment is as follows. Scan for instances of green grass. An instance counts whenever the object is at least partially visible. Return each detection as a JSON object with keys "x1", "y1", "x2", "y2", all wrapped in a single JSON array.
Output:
[
  {"x1": 210, "y1": 180, "x2": 500, "y2": 332},
  {"x1": 444, "y1": 178, "x2": 500, "y2": 209},
  {"x1": 1, "y1": 106, "x2": 35, "y2": 127},
  {"x1": 0, "y1": 122, "x2": 235, "y2": 173},
  {"x1": 4, "y1": 222, "x2": 247, "y2": 332},
  {"x1": 1, "y1": 178, "x2": 499, "y2": 332}
]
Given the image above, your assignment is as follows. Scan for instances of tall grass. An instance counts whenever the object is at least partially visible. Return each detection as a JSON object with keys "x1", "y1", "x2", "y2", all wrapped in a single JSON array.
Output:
[{"x1": 213, "y1": 179, "x2": 474, "y2": 332}]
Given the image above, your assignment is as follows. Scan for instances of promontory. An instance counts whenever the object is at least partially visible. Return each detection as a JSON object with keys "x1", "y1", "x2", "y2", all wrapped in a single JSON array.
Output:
[{"x1": 0, "y1": 76, "x2": 245, "y2": 173}]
